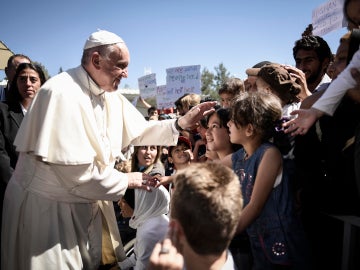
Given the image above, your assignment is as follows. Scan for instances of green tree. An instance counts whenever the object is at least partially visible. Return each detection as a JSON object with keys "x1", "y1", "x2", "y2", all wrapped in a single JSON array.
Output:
[
  {"x1": 201, "y1": 63, "x2": 230, "y2": 101},
  {"x1": 58, "y1": 67, "x2": 63, "y2": 74},
  {"x1": 201, "y1": 67, "x2": 215, "y2": 97},
  {"x1": 214, "y1": 63, "x2": 230, "y2": 91}
]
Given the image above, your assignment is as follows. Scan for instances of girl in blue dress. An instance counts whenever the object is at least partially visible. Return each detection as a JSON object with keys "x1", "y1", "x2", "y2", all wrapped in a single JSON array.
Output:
[{"x1": 221, "y1": 91, "x2": 310, "y2": 269}]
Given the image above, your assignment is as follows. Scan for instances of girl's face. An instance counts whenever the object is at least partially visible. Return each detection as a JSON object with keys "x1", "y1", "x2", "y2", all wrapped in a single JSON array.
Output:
[
  {"x1": 16, "y1": 68, "x2": 42, "y2": 100},
  {"x1": 170, "y1": 143, "x2": 191, "y2": 165},
  {"x1": 118, "y1": 198, "x2": 134, "y2": 218},
  {"x1": 206, "y1": 113, "x2": 231, "y2": 151},
  {"x1": 227, "y1": 119, "x2": 245, "y2": 145},
  {"x1": 137, "y1": 145, "x2": 158, "y2": 167},
  {"x1": 219, "y1": 92, "x2": 234, "y2": 108}
]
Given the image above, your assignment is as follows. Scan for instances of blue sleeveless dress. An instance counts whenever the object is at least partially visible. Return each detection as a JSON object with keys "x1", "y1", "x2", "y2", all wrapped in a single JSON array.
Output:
[{"x1": 232, "y1": 142, "x2": 310, "y2": 269}]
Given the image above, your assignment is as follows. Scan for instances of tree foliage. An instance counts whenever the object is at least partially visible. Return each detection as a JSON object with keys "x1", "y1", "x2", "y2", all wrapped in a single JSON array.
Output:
[
  {"x1": 201, "y1": 67, "x2": 214, "y2": 97},
  {"x1": 201, "y1": 62, "x2": 230, "y2": 100}
]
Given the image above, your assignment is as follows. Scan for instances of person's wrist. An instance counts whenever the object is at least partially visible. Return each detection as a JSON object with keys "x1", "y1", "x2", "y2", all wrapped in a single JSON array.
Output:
[
  {"x1": 311, "y1": 107, "x2": 324, "y2": 118},
  {"x1": 175, "y1": 118, "x2": 184, "y2": 132}
]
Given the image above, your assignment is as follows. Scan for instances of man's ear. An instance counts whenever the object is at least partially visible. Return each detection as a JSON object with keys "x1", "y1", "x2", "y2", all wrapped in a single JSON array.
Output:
[{"x1": 91, "y1": 53, "x2": 101, "y2": 69}]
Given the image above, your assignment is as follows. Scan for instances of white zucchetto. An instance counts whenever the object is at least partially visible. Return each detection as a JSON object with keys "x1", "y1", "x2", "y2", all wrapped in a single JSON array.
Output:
[{"x1": 83, "y1": 30, "x2": 124, "y2": 50}]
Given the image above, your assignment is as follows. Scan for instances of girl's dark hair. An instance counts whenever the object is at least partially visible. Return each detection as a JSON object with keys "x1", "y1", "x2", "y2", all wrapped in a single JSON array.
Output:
[
  {"x1": 230, "y1": 92, "x2": 282, "y2": 141},
  {"x1": 123, "y1": 188, "x2": 135, "y2": 209},
  {"x1": 207, "y1": 107, "x2": 242, "y2": 151},
  {"x1": 7, "y1": 63, "x2": 47, "y2": 105}
]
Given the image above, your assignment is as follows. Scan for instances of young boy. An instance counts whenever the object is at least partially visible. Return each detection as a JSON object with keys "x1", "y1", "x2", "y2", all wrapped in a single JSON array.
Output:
[
  {"x1": 156, "y1": 136, "x2": 193, "y2": 187},
  {"x1": 148, "y1": 162, "x2": 243, "y2": 270}
]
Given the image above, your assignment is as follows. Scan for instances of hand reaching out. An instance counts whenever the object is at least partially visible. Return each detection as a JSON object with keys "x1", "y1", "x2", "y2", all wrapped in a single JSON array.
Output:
[
  {"x1": 126, "y1": 172, "x2": 158, "y2": 191},
  {"x1": 282, "y1": 108, "x2": 324, "y2": 136}
]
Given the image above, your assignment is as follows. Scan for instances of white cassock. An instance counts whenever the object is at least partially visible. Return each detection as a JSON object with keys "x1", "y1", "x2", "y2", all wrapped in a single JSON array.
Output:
[{"x1": 1, "y1": 66, "x2": 179, "y2": 270}]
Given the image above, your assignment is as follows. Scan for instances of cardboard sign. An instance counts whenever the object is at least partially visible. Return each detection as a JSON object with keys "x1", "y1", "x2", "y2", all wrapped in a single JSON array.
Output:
[
  {"x1": 138, "y1": 73, "x2": 157, "y2": 99},
  {"x1": 165, "y1": 65, "x2": 201, "y2": 104},
  {"x1": 312, "y1": 0, "x2": 346, "y2": 36}
]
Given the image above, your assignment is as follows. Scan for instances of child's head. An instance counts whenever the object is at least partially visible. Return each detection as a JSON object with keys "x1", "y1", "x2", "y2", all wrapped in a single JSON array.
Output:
[
  {"x1": 218, "y1": 77, "x2": 245, "y2": 108},
  {"x1": 174, "y1": 93, "x2": 201, "y2": 116},
  {"x1": 168, "y1": 136, "x2": 192, "y2": 156},
  {"x1": 206, "y1": 107, "x2": 242, "y2": 153},
  {"x1": 168, "y1": 136, "x2": 192, "y2": 168},
  {"x1": 147, "y1": 106, "x2": 158, "y2": 118},
  {"x1": 255, "y1": 63, "x2": 301, "y2": 105},
  {"x1": 170, "y1": 162, "x2": 243, "y2": 255},
  {"x1": 228, "y1": 91, "x2": 282, "y2": 143}
]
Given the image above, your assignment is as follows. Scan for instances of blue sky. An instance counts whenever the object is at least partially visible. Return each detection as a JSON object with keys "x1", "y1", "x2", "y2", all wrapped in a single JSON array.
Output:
[{"x1": 1, "y1": 0, "x2": 347, "y2": 89}]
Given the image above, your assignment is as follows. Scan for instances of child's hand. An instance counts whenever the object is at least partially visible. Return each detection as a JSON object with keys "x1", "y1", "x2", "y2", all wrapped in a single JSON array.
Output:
[{"x1": 153, "y1": 175, "x2": 172, "y2": 188}]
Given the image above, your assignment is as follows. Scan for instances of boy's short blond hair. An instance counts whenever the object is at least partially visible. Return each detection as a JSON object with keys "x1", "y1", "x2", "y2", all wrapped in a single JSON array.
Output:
[{"x1": 170, "y1": 163, "x2": 243, "y2": 255}]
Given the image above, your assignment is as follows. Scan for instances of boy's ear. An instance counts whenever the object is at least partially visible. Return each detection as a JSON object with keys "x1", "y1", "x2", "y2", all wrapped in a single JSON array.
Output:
[
  {"x1": 168, "y1": 156, "x2": 173, "y2": 163},
  {"x1": 169, "y1": 219, "x2": 184, "y2": 243}
]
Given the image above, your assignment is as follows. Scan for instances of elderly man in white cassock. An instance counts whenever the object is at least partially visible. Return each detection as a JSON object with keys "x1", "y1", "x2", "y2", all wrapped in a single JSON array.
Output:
[{"x1": 1, "y1": 30, "x2": 215, "y2": 270}]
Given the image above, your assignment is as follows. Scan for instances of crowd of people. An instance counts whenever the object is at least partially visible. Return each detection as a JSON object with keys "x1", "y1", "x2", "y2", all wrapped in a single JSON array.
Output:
[{"x1": 1, "y1": 0, "x2": 360, "y2": 269}]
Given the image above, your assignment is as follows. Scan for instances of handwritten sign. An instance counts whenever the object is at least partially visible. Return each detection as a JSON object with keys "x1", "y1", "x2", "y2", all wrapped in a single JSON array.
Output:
[
  {"x1": 166, "y1": 65, "x2": 201, "y2": 104},
  {"x1": 312, "y1": 0, "x2": 346, "y2": 36},
  {"x1": 156, "y1": 85, "x2": 174, "y2": 109},
  {"x1": 138, "y1": 73, "x2": 157, "y2": 99}
]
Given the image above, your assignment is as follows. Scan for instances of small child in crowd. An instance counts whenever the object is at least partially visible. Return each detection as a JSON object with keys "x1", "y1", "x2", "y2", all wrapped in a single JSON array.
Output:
[
  {"x1": 221, "y1": 91, "x2": 310, "y2": 269},
  {"x1": 218, "y1": 77, "x2": 245, "y2": 108},
  {"x1": 155, "y1": 136, "x2": 193, "y2": 188}
]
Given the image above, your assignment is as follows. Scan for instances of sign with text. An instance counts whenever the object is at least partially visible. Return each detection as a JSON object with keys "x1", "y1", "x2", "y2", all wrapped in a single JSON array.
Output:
[
  {"x1": 156, "y1": 85, "x2": 175, "y2": 110},
  {"x1": 165, "y1": 65, "x2": 201, "y2": 105},
  {"x1": 312, "y1": 0, "x2": 346, "y2": 36},
  {"x1": 138, "y1": 73, "x2": 157, "y2": 99}
]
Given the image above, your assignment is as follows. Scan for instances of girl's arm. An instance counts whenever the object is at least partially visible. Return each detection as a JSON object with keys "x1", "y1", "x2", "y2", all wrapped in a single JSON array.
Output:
[{"x1": 236, "y1": 146, "x2": 282, "y2": 233}]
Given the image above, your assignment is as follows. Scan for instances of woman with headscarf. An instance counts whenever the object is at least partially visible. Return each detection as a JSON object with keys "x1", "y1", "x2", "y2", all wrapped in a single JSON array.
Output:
[{"x1": 118, "y1": 184, "x2": 170, "y2": 269}]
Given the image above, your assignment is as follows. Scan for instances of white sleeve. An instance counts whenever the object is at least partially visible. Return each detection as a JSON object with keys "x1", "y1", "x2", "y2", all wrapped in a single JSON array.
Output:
[
  {"x1": 312, "y1": 47, "x2": 360, "y2": 115},
  {"x1": 50, "y1": 162, "x2": 128, "y2": 201},
  {"x1": 130, "y1": 119, "x2": 179, "y2": 146}
]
